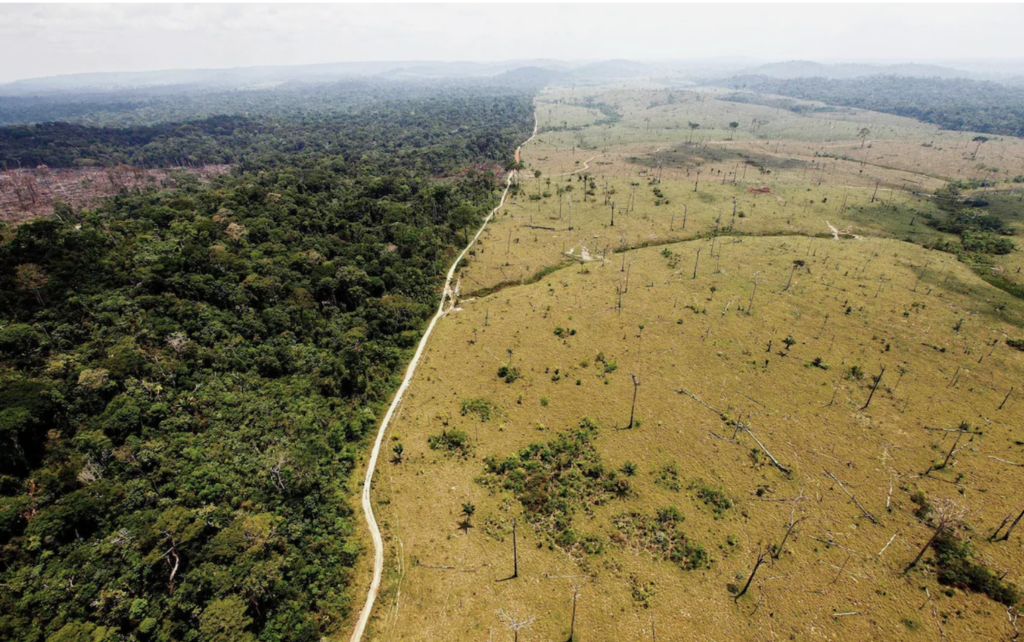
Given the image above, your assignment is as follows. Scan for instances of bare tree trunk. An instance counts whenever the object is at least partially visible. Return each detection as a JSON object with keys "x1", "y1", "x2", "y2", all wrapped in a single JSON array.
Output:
[
  {"x1": 861, "y1": 365, "x2": 885, "y2": 410},
  {"x1": 734, "y1": 551, "x2": 768, "y2": 601},
  {"x1": 1000, "y1": 508, "x2": 1024, "y2": 542},
  {"x1": 512, "y1": 519, "x2": 518, "y2": 578},
  {"x1": 906, "y1": 527, "x2": 943, "y2": 573}
]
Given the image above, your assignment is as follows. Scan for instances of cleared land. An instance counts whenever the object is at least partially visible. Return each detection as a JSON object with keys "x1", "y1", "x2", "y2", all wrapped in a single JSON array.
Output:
[
  {"x1": 357, "y1": 85, "x2": 1024, "y2": 641},
  {"x1": 0, "y1": 164, "x2": 230, "y2": 224}
]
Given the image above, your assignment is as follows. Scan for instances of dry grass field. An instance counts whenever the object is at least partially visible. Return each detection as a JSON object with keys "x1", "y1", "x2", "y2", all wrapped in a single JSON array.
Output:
[{"x1": 352, "y1": 84, "x2": 1024, "y2": 642}]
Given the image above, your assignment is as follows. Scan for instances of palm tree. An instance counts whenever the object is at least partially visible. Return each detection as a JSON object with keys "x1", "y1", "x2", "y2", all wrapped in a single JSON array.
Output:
[
  {"x1": 728, "y1": 121, "x2": 739, "y2": 140},
  {"x1": 858, "y1": 127, "x2": 871, "y2": 148},
  {"x1": 971, "y1": 136, "x2": 989, "y2": 160},
  {"x1": 461, "y1": 502, "x2": 476, "y2": 525},
  {"x1": 688, "y1": 122, "x2": 700, "y2": 144}
]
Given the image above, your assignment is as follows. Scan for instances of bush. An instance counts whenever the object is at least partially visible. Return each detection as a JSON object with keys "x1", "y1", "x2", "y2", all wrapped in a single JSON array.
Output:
[
  {"x1": 496, "y1": 364, "x2": 521, "y2": 383},
  {"x1": 461, "y1": 398, "x2": 496, "y2": 421},
  {"x1": 612, "y1": 508, "x2": 709, "y2": 571},
  {"x1": 933, "y1": 531, "x2": 1020, "y2": 606},
  {"x1": 428, "y1": 430, "x2": 471, "y2": 456},
  {"x1": 690, "y1": 480, "x2": 733, "y2": 518}
]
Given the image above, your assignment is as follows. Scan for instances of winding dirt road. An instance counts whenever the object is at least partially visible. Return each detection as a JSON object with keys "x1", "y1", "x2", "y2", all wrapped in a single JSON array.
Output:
[{"x1": 347, "y1": 111, "x2": 538, "y2": 642}]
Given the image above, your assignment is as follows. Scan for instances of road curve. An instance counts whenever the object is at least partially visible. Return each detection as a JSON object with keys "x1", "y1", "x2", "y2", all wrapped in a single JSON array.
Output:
[{"x1": 348, "y1": 110, "x2": 538, "y2": 642}]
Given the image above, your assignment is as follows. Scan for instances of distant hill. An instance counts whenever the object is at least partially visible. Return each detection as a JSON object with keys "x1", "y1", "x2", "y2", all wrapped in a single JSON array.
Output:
[
  {"x1": 565, "y1": 59, "x2": 649, "y2": 82},
  {"x1": 735, "y1": 60, "x2": 977, "y2": 80},
  {"x1": 715, "y1": 74, "x2": 1024, "y2": 137},
  {"x1": 0, "y1": 60, "x2": 573, "y2": 96}
]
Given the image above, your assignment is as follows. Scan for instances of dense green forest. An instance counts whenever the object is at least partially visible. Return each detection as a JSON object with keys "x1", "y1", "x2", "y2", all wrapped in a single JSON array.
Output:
[
  {"x1": 0, "y1": 77, "x2": 543, "y2": 128},
  {"x1": 0, "y1": 83, "x2": 534, "y2": 641},
  {"x1": 0, "y1": 83, "x2": 531, "y2": 171},
  {"x1": 717, "y1": 75, "x2": 1024, "y2": 137}
]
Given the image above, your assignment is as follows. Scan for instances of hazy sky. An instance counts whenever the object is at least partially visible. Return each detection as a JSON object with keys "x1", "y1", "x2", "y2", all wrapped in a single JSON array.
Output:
[{"x1": 1, "y1": 3, "x2": 1022, "y2": 83}]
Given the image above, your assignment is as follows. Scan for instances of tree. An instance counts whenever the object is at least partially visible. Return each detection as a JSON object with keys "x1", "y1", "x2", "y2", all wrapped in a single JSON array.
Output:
[
  {"x1": 200, "y1": 596, "x2": 257, "y2": 642},
  {"x1": 728, "y1": 121, "x2": 739, "y2": 140},
  {"x1": 688, "y1": 121, "x2": 700, "y2": 144},
  {"x1": 392, "y1": 443, "x2": 404, "y2": 463},
  {"x1": 861, "y1": 365, "x2": 886, "y2": 410},
  {"x1": 858, "y1": 127, "x2": 871, "y2": 148},
  {"x1": 461, "y1": 502, "x2": 476, "y2": 526},
  {"x1": 733, "y1": 549, "x2": 769, "y2": 601},
  {"x1": 627, "y1": 373, "x2": 640, "y2": 429},
  {"x1": 14, "y1": 263, "x2": 48, "y2": 305},
  {"x1": 905, "y1": 498, "x2": 968, "y2": 573},
  {"x1": 498, "y1": 608, "x2": 535, "y2": 642},
  {"x1": 971, "y1": 135, "x2": 989, "y2": 160}
]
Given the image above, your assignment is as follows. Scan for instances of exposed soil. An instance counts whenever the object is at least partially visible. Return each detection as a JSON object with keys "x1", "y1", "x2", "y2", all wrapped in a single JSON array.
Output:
[{"x1": 0, "y1": 164, "x2": 231, "y2": 225}]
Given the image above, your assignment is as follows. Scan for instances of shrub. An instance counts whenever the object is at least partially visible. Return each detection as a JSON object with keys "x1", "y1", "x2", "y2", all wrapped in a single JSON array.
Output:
[
  {"x1": 461, "y1": 397, "x2": 497, "y2": 421},
  {"x1": 428, "y1": 430, "x2": 471, "y2": 456},
  {"x1": 497, "y1": 364, "x2": 521, "y2": 383},
  {"x1": 689, "y1": 479, "x2": 733, "y2": 518},
  {"x1": 479, "y1": 418, "x2": 624, "y2": 556},
  {"x1": 613, "y1": 509, "x2": 710, "y2": 571},
  {"x1": 933, "y1": 531, "x2": 1020, "y2": 606},
  {"x1": 654, "y1": 462, "x2": 681, "y2": 491}
]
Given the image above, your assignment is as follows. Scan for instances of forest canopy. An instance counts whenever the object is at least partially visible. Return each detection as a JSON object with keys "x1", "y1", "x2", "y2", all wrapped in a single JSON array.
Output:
[
  {"x1": 716, "y1": 75, "x2": 1024, "y2": 137},
  {"x1": 0, "y1": 81, "x2": 534, "y2": 642}
]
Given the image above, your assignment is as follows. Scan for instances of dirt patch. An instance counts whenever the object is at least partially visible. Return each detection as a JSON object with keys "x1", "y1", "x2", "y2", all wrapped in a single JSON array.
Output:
[{"x1": 0, "y1": 164, "x2": 231, "y2": 225}]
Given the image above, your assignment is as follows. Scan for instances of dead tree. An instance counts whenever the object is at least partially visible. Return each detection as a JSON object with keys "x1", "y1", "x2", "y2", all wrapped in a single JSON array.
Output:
[
  {"x1": 773, "y1": 492, "x2": 809, "y2": 559},
  {"x1": 628, "y1": 374, "x2": 640, "y2": 429},
  {"x1": 734, "y1": 549, "x2": 768, "y2": 601},
  {"x1": 498, "y1": 608, "x2": 535, "y2": 642},
  {"x1": 930, "y1": 421, "x2": 969, "y2": 472},
  {"x1": 860, "y1": 365, "x2": 885, "y2": 410},
  {"x1": 994, "y1": 508, "x2": 1024, "y2": 542},
  {"x1": 746, "y1": 272, "x2": 761, "y2": 315},
  {"x1": 692, "y1": 247, "x2": 702, "y2": 279},
  {"x1": 905, "y1": 498, "x2": 968, "y2": 573},
  {"x1": 511, "y1": 518, "x2": 519, "y2": 578},
  {"x1": 999, "y1": 387, "x2": 1014, "y2": 411},
  {"x1": 567, "y1": 584, "x2": 579, "y2": 642}
]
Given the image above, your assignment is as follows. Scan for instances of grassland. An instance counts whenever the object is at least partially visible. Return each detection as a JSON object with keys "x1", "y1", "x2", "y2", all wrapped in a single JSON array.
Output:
[{"x1": 354, "y1": 84, "x2": 1024, "y2": 641}]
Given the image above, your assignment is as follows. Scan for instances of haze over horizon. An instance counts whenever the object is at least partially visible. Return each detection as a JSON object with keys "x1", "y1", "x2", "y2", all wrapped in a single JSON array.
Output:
[{"x1": 1, "y1": 3, "x2": 1023, "y2": 84}]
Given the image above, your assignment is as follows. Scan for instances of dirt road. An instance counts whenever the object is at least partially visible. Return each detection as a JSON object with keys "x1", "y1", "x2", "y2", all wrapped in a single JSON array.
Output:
[{"x1": 347, "y1": 110, "x2": 538, "y2": 642}]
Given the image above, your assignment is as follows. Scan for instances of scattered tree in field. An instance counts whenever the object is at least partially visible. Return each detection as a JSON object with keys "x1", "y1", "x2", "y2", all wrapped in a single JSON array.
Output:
[
  {"x1": 728, "y1": 121, "x2": 739, "y2": 140},
  {"x1": 392, "y1": 443, "x2": 404, "y2": 463},
  {"x1": 461, "y1": 502, "x2": 476, "y2": 527},
  {"x1": 971, "y1": 136, "x2": 989, "y2": 160},
  {"x1": 861, "y1": 365, "x2": 886, "y2": 410},
  {"x1": 498, "y1": 608, "x2": 535, "y2": 642},
  {"x1": 627, "y1": 373, "x2": 641, "y2": 429},
  {"x1": 905, "y1": 497, "x2": 968, "y2": 573},
  {"x1": 732, "y1": 549, "x2": 769, "y2": 601},
  {"x1": 858, "y1": 127, "x2": 871, "y2": 148},
  {"x1": 687, "y1": 121, "x2": 700, "y2": 144},
  {"x1": 993, "y1": 507, "x2": 1024, "y2": 542},
  {"x1": 784, "y1": 259, "x2": 804, "y2": 291}
]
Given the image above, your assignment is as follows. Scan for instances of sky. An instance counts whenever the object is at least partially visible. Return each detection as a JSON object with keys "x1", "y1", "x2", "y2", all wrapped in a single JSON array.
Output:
[{"x1": 0, "y1": 3, "x2": 1022, "y2": 83}]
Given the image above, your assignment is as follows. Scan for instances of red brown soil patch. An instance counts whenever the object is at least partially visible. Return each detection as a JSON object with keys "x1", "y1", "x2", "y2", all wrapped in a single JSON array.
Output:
[{"x1": 0, "y1": 164, "x2": 231, "y2": 225}]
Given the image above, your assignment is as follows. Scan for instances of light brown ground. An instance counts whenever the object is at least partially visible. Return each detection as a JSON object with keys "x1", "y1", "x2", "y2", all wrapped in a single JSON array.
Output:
[{"x1": 354, "y1": 85, "x2": 1024, "y2": 642}]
